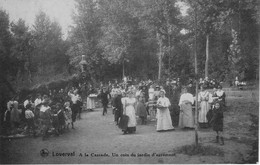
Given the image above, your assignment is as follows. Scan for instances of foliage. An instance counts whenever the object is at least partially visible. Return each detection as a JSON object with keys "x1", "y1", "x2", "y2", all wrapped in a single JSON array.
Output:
[{"x1": 0, "y1": 0, "x2": 259, "y2": 93}]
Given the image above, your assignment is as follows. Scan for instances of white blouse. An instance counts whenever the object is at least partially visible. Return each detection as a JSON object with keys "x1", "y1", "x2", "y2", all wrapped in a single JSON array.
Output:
[
  {"x1": 179, "y1": 93, "x2": 194, "y2": 106},
  {"x1": 157, "y1": 97, "x2": 171, "y2": 108}
]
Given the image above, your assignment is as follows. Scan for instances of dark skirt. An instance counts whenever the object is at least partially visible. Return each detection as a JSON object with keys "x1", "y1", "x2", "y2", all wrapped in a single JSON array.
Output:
[
  {"x1": 212, "y1": 118, "x2": 223, "y2": 132},
  {"x1": 71, "y1": 104, "x2": 79, "y2": 122}
]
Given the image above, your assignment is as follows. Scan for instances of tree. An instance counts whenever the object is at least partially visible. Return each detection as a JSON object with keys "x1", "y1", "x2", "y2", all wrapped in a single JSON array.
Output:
[
  {"x1": 32, "y1": 11, "x2": 69, "y2": 81},
  {"x1": 68, "y1": 0, "x2": 105, "y2": 82},
  {"x1": 10, "y1": 19, "x2": 34, "y2": 85},
  {"x1": 137, "y1": 0, "x2": 182, "y2": 80}
]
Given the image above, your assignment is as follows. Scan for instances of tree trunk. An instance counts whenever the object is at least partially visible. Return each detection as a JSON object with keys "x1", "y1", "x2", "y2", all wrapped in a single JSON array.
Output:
[
  {"x1": 168, "y1": 34, "x2": 171, "y2": 76},
  {"x1": 122, "y1": 58, "x2": 125, "y2": 79},
  {"x1": 194, "y1": 5, "x2": 199, "y2": 146},
  {"x1": 157, "y1": 32, "x2": 162, "y2": 80},
  {"x1": 205, "y1": 34, "x2": 209, "y2": 78}
]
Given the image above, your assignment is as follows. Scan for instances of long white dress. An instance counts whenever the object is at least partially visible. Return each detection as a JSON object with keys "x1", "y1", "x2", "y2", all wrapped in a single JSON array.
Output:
[
  {"x1": 198, "y1": 90, "x2": 210, "y2": 123},
  {"x1": 87, "y1": 94, "x2": 96, "y2": 110},
  {"x1": 123, "y1": 97, "x2": 137, "y2": 128},
  {"x1": 178, "y1": 92, "x2": 194, "y2": 128},
  {"x1": 156, "y1": 97, "x2": 174, "y2": 131}
]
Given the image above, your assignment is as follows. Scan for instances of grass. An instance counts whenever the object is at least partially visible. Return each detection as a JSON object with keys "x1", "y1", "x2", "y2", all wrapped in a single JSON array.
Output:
[{"x1": 174, "y1": 143, "x2": 224, "y2": 156}]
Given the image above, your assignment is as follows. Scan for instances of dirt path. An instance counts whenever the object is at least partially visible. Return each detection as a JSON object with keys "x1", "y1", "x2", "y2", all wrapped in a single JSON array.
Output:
[{"x1": 0, "y1": 95, "x2": 258, "y2": 164}]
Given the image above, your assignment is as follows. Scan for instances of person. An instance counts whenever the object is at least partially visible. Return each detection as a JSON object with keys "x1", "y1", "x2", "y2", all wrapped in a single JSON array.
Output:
[
  {"x1": 178, "y1": 87, "x2": 194, "y2": 129},
  {"x1": 3, "y1": 102, "x2": 12, "y2": 135},
  {"x1": 198, "y1": 85, "x2": 210, "y2": 128},
  {"x1": 64, "y1": 101, "x2": 72, "y2": 129},
  {"x1": 10, "y1": 101, "x2": 21, "y2": 130},
  {"x1": 147, "y1": 98, "x2": 157, "y2": 121},
  {"x1": 98, "y1": 87, "x2": 110, "y2": 116},
  {"x1": 135, "y1": 86, "x2": 142, "y2": 97},
  {"x1": 142, "y1": 85, "x2": 149, "y2": 102},
  {"x1": 87, "y1": 85, "x2": 96, "y2": 111},
  {"x1": 136, "y1": 95, "x2": 147, "y2": 125},
  {"x1": 34, "y1": 94, "x2": 42, "y2": 125},
  {"x1": 214, "y1": 85, "x2": 226, "y2": 107},
  {"x1": 235, "y1": 76, "x2": 239, "y2": 87},
  {"x1": 55, "y1": 103, "x2": 66, "y2": 134},
  {"x1": 24, "y1": 95, "x2": 33, "y2": 108},
  {"x1": 34, "y1": 94, "x2": 42, "y2": 107},
  {"x1": 113, "y1": 90, "x2": 123, "y2": 125},
  {"x1": 68, "y1": 89, "x2": 81, "y2": 128},
  {"x1": 25, "y1": 104, "x2": 36, "y2": 136},
  {"x1": 110, "y1": 85, "x2": 117, "y2": 114},
  {"x1": 122, "y1": 91, "x2": 137, "y2": 134},
  {"x1": 148, "y1": 85, "x2": 155, "y2": 101},
  {"x1": 154, "y1": 86, "x2": 160, "y2": 100},
  {"x1": 156, "y1": 90, "x2": 174, "y2": 132},
  {"x1": 210, "y1": 102, "x2": 224, "y2": 145},
  {"x1": 187, "y1": 83, "x2": 195, "y2": 96},
  {"x1": 39, "y1": 99, "x2": 52, "y2": 140}
]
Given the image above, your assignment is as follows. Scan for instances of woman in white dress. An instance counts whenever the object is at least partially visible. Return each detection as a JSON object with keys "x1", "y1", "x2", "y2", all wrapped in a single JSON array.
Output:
[
  {"x1": 87, "y1": 86, "x2": 96, "y2": 111},
  {"x1": 198, "y1": 85, "x2": 210, "y2": 128},
  {"x1": 178, "y1": 87, "x2": 194, "y2": 129},
  {"x1": 122, "y1": 91, "x2": 137, "y2": 134},
  {"x1": 156, "y1": 90, "x2": 174, "y2": 132}
]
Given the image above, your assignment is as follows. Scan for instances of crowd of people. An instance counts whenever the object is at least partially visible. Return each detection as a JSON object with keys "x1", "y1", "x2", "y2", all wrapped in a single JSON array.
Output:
[
  {"x1": 107, "y1": 77, "x2": 226, "y2": 144},
  {"x1": 1, "y1": 76, "x2": 226, "y2": 145},
  {"x1": 2, "y1": 86, "x2": 86, "y2": 140}
]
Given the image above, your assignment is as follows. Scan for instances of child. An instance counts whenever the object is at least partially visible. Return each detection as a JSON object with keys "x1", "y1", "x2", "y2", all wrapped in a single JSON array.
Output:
[
  {"x1": 64, "y1": 101, "x2": 72, "y2": 129},
  {"x1": 136, "y1": 96, "x2": 147, "y2": 125},
  {"x1": 3, "y1": 102, "x2": 12, "y2": 135},
  {"x1": 40, "y1": 99, "x2": 52, "y2": 140},
  {"x1": 210, "y1": 102, "x2": 224, "y2": 145},
  {"x1": 56, "y1": 103, "x2": 66, "y2": 133},
  {"x1": 25, "y1": 104, "x2": 36, "y2": 137}
]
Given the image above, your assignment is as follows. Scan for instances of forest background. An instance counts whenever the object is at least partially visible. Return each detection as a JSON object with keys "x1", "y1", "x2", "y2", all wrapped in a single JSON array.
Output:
[{"x1": 0, "y1": 0, "x2": 259, "y2": 100}]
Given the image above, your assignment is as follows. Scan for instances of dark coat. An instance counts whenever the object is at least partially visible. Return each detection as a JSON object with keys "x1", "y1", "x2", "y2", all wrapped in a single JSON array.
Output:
[
  {"x1": 98, "y1": 91, "x2": 110, "y2": 105},
  {"x1": 210, "y1": 106, "x2": 224, "y2": 132},
  {"x1": 114, "y1": 95, "x2": 123, "y2": 117}
]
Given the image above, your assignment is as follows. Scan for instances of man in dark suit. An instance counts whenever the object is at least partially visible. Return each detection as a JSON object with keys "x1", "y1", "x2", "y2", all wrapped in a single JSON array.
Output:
[
  {"x1": 113, "y1": 90, "x2": 123, "y2": 125},
  {"x1": 98, "y1": 87, "x2": 110, "y2": 116}
]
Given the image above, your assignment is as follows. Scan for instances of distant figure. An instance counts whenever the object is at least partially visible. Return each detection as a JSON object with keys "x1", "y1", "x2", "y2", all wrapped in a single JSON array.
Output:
[
  {"x1": 98, "y1": 87, "x2": 110, "y2": 116},
  {"x1": 10, "y1": 101, "x2": 21, "y2": 129},
  {"x1": 235, "y1": 76, "x2": 239, "y2": 87},
  {"x1": 87, "y1": 85, "x2": 96, "y2": 111},
  {"x1": 148, "y1": 85, "x2": 155, "y2": 100}
]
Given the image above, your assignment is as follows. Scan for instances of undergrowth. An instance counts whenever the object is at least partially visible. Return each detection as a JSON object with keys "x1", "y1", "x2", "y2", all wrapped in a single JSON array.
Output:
[{"x1": 174, "y1": 143, "x2": 224, "y2": 156}]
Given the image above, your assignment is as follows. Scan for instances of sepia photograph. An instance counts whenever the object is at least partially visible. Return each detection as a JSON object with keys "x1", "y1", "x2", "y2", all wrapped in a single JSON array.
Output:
[{"x1": 0, "y1": 0, "x2": 259, "y2": 164}]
